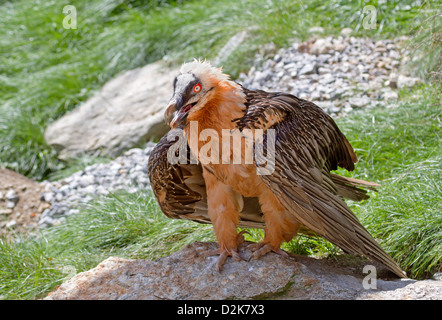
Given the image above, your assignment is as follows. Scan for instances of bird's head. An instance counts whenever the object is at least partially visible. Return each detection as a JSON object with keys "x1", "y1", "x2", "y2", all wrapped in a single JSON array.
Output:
[{"x1": 164, "y1": 60, "x2": 230, "y2": 128}]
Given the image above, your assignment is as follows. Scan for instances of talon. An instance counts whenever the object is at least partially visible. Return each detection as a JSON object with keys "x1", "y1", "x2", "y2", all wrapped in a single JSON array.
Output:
[
  {"x1": 211, "y1": 231, "x2": 250, "y2": 271},
  {"x1": 216, "y1": 251, "x2": 229, "y2": 272},
  {"x1": 248, "y1": 241, "x2": 265, "y2": 251},
  {"x1": 212, "y1": 248, "x2": 243, "y2": 272},
  {"x1": 252, "y1": 243, "x2": 273, "y2": 259},
  {"x1": 231, "y1": 250, "x2": 244, "y2": 262},
  {"x1": 199, "y1": 248, "x2": 221, "y2": 257},
  {"x1": 249, "y1": 242, "x2": 287, "y2": 259},
  {"x1": 274, "y1": 248, "x2": 289, "y2": 257}
]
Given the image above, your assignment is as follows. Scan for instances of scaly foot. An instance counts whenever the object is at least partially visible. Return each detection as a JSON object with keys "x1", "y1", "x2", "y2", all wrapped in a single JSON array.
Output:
[
  {"x1": 204, "y1": 231, "x2": 249, "y2": 271},
  {"x1": 248, "y1": 242, "x2": 288, "y2": 260}
]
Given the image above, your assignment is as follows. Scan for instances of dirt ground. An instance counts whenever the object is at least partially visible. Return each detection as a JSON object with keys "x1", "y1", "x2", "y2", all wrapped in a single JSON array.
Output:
[{"x1": 0, "y1": 168, "x2": 49, "y2": 238}]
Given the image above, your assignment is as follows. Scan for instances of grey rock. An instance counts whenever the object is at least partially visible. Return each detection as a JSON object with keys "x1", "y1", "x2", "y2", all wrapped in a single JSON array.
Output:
[
  {"x1": 311, "y1": 38, "x2": 332, "y2": 55},
  {"x1": 6, "y1": 219, "x2": 17, "y2": 229},
  {"x1": 308, "y1": 26, "x2": 325, "y2": 34},
  {"x1": 59, "y1": 185, "x2": 71, "y2": 196},
  {"x1": 67, "y1": 209, "x2": 80, "y2": 216},
  {"x1": 78, "y1": 175, "x2": 95, "y2": 188},
  {"x1": 349, "y1": 96, "x2": 371, "y2": 108},
  {"x1": 298, "y1": 63, "x2": 316, "y2": 75},
  {"x1": 359, "y1": 280, "x2": 442, "y2": 300},
  {"x1": 341, "y1": 28, "x2": 353, "y2": 37},
  {"x1": 329, "y1": 105, "x2": 341, "y2": 114},
  {"x1": 0, "y1": 208, "x2": 13, "y2": 215},
  {"x1": 82, "y1": 185, "x2": 97, "y2": 195},
  {"x1": 45, "y1": 61, "x2": 177, "y2": 160},
  {"x1": 45, "y1": 242, "x2": 441, "y2": 300},
  {"x1": 41, "y1": 192, "x2": 53, "y2": 203},
  {"x1": 397, "y1": 74, "x2": 422, "y2": 90},
  {"x1": 5, "y1": 189, "x2": 19, "y2": 204},
  {"x1": 6, "y1": 201, "x2": 16, "y2": 209},
  {"x1": 382, "y1": 89, "x2": 399, "y2": 102},
  {"x1": 433, "y1": 272, "x2": 442, "y2": 281}
]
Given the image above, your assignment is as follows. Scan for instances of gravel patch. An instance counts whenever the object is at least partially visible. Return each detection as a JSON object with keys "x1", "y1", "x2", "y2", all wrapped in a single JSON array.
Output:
[
  {"x1": 38, "y1": 143, "x2": 156, "y2": 227},
  {"x1": 238, "y1": 35, "x2": 421, "y2": 117}
]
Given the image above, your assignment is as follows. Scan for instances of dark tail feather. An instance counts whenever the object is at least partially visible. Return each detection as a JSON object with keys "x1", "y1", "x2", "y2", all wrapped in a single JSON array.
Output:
[{"x1": 331, "y1": 173, "x2": 380, "y2": 202}]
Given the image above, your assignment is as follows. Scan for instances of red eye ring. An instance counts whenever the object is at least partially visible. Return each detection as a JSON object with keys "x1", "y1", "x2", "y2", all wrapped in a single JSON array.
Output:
[{"x1": 193, "y1": 83, "x2": 202, "y2": 93}]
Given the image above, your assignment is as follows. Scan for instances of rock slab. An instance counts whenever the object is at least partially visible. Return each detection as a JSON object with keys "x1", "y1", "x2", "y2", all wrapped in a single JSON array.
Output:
[
  {"x1": 45, "y1": 242, "x2": 442, "y2": 300},
  {"x1": 45, "y1": 61, "x2": 177, "y2": 159}
]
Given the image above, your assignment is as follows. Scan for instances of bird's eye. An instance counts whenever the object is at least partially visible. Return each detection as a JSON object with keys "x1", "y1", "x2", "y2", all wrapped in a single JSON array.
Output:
[{"x1": 193, "y1": 83, "x2": 202, "y2": 93}]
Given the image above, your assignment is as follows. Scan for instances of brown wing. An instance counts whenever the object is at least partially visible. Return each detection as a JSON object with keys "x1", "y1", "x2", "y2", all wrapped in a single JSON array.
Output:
[
  {"x1": 148, "y1": 129, "x2": 265, "y2": 228},
  {"x1": 240, "y1": 87, "x2": 405, "y2": 278}
]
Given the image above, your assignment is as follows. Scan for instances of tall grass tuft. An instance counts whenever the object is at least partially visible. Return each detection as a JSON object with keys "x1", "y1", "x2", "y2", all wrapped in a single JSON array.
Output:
[
  {"x1": 406, "y1": 1, "x2": 441, "y2": 84},
  {"x1": 337, "y1": 85, "x2": 442, "y2": 279}
]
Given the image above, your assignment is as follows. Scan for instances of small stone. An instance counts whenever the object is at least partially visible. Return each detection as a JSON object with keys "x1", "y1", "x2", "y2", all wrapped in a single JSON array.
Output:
[
  {"x1": 0, "y1": 209, "x2": 13, "y2": 215},
  {"x1": 333, "y1": 43, "x2": 346, "y2": 52},
  {"x1": 78, "y1": 175, "x2": 95, "y2": 188},
  {"x1": 5, "y1": 189, "x2": 19, "y2": 204},
  {"x1": 329, "y1": 105, "x2": 341, "y2": 113},
  {"x1": 284, "y1": 62, "x2": 297, "y2": 70},
  {"x1": 60, "y1": 185, "x2": 71, "y2": 196},
  {"x1": 397, "y1": 75, "x2": 422, "y2": 90},
  {"x1": 82, "y1": 185, "x2": 97, "y2": 195},
  {"x1": 318, "y1": 67, "x2": 331, "y2": 75},
  {"x1": 340, "y1": 28, "x2": 353, "y2": 37},
  {"x1": 96, "y1": 186, "x2": 109, "y2": 195},
  {"x1": 311, "y1": 38, "x2": 331, "y2": 55},
  {"x1": 433, "y1": 272, "x2": 442, "y2": 280},
  {"x1": 41, "y1": 192, "x2": 53, "y2": 203},
  {"x1": 55, "y1": 193, "x2": 64, "y2": 202},
  {"x1": 6, "y1": 219, "x2": 17, "y2": 229},
  {"x1": 389, "y1": 50, "x2": 400, "y2": 60},
  {"x1": 348, "y1": 96, "x2": 371, "y2": 108},
  {"x1": 308, "y1": 26, "x2": 325, "y2": 34},
  {"x1": 68, "y1": 209, "x2": 80, "y2": 216},
  {"x1": 298, "y1": 63, "x2": 316, "y2": 75},
  {"x1": 6, "y1": 201, "x2": 16, "y2": 209},
  {"x1": 382, "y1": 89, "x2": 398, "y2": 102}
]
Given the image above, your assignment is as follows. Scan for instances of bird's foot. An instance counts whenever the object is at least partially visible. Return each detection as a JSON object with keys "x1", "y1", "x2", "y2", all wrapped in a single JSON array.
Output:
[
  {"x1": 248, "y1": 242, "x2": 288, "y2": 260},
  {"x1": 213, "y1": 248, "x2": 243, "y2": 272},
  {"x1": 204, "y1": 231, "x2": 249, "y2": 271}
]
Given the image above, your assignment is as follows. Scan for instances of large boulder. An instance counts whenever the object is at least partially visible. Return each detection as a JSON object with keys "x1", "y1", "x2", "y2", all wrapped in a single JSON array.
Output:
[
  {"x1": 45, "y1": 242, "x2": 442, "y2": 300},
  {"x1": 45, "y1": 61, "x2": 177, "y2": 159}
]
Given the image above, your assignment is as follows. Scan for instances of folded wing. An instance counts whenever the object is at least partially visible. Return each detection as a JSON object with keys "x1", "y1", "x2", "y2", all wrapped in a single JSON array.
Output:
[{"x1": 238, "y1": 87, "x2": 405, "y2": 278}]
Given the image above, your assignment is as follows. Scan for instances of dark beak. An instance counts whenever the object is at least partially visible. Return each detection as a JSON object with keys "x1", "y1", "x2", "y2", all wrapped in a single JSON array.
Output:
[
  {"x1": 164, "y1": 94, "x2": 187, "y2": 128},
  {"x1": 164, "y1": 99, "x2": 177, "y2": 127}
]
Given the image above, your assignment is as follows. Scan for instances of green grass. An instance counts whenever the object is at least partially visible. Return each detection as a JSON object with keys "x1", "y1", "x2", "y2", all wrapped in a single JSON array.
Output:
[
  {"x1": 336, "y1": 85, "x2": 442, "y2": 279},
  {"x1": 0, "y1": 0, "x2": 435, "y2": 180}
]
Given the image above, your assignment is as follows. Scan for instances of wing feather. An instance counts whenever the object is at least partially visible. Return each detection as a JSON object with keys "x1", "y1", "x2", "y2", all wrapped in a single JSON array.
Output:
[
  {"x1": 148, "y1": 129, "x2": 266, "y2": 228},
  {"x1": 240, "y1": 87, "x2": 405, "y2": 278}
]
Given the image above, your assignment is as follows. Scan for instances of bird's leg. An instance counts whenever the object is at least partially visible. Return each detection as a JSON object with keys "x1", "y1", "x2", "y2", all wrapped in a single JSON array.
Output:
[
  {"x1": 203, "y1": 230, "x2": 249, "y2": 270},
  {"x1": 203, "y1": 168, "x2": 243, "y2": 271},
  {"x1": 250, "y1": 186, "x2": 300, "y2": 259}
]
